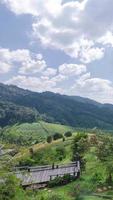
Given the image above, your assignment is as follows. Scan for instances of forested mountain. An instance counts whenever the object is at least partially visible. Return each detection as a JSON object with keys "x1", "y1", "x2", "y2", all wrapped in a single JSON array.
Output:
[
  {"x1": 0, "y1": 83, "x2": 113, "y2": 129},
  {"x1": 0, "y1": 101, "x2": 38, "y2": 127}
]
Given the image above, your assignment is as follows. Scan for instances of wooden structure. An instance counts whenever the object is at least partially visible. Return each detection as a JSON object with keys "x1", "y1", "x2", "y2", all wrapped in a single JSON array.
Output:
[{"x1": 15, "y1": 161, "x2": 80, "y2": 189}]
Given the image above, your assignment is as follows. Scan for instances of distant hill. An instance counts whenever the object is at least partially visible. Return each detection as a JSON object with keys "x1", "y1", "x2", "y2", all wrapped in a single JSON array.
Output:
[
  {"x1": 0, "y1": 100, "x2": 38, "y2": 127},
  {"x1": 1, "y1": 83, "x2": 113, "y2": 129}
]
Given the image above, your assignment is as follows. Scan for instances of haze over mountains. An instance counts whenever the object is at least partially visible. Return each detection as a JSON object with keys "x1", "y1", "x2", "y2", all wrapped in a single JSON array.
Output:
[{"x1": 0, "y1": 83, "x2": 113, "y2": 129}]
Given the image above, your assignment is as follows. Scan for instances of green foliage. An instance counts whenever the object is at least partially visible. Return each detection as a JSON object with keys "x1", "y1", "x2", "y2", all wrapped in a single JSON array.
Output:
[
  {"x1": 1, "y1": 121, "x2": 73, "y2": 145},
  {"x1": 47, "y1": 193, "x2": 63, "y2": 200},
  {"x1": 0, "y1": 101, "x2": 38, "y2": 127},
  {"x1": 64, "y1": 131, "x2": 72, "y2": 137},
  {"x1": 1, "y1": 132, "x2": 113, "y2": 200},
  {"x1": 53, "y1": 133, "x2": 63, "y2": 140},
  {"x1": 91, "y1": 173, "x2": 103, "y2": 186},
  {"x1": 48, "y1": 174, "x2": 75, "y2": 188},
  {"x1": 0, "y1": 175, "x2": 22, "y2": 200},
  {"x1": 72, "y1": 133, "x2": 88, "y2": 159},
  {"x1": 47, "y1": 136, "x2": 52, "y2": 143},
  {"x1": 96, "y1": 136, "x2": 113, "y2": 184},
  {"x1": 1, "y1": 83, "x2": 113, "y2": 129},
  {"x1": 56, "y1": 146, "x2": 66, "y2": 161},
  {"x1": 39, "y1": 193, "x2": 64, "y2": 200}
]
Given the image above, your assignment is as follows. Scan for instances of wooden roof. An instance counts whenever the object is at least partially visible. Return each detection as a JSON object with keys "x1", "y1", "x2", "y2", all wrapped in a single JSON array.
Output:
[{"x1": 16, "y1": 162, "x2": 80, "y2": 186}]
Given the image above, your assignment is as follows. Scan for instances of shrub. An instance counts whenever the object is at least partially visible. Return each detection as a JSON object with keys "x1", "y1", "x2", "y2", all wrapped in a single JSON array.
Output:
[
  {"x1": 47, "y1": 136, "x2": 52, "y2": 143},
  {"x1": 48, "y1": 174, "x2": 75, "y2": 188},
  {"x1": 64, "y1": 131, "x2": 72, "y2": 137},
  {"x1": 53, "y1": 133, "x2": 63, "y2": 140},
  {"x1": 0, "y1": 175, "x2": 22, "y2": 200},
  {"x1": 55, "y1": 146, "x2": 66, "y2": 160},
  {"x1": 48, "y1": 193, "x2": 63, "y2": 200}
]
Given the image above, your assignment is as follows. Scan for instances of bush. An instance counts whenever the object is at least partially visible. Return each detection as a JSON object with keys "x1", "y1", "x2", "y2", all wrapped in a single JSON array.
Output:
[
  {"x1": 53, "y1": 133, "x2": 63, "y2": 140},
  {"x1": 47, "y1": 136, "x2": 52, "y2": 143},
  {"x1": 0, "y1": 175, "x2": 22, "y2": 200},
  {"x1": 48, "y1": 174, "x2": 75, "y2": 188},
  {"x1": 56, "y1": 146, "x2": 66, "y2": 160},
  {"x1": 64, "y1": 131, "x2": 72, "y2": 137},
  {"x1": 48, "y1": 193, "x2": 63, "y2": 200}
]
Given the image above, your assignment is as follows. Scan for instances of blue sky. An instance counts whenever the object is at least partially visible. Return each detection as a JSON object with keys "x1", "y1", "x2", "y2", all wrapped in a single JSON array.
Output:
[{"x1": 0, "y1": 0, "x2": 113, "y2": 103}]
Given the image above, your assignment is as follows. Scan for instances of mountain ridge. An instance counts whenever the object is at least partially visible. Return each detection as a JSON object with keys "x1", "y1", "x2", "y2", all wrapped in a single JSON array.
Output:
[{"x1": 0, "y1": 83, "x2": 113, "y2": 129}]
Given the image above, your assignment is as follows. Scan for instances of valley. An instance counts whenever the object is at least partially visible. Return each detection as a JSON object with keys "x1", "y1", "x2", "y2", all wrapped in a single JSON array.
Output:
[
  {"x1": 0, "y1": 84, "x2": 113, "y2": 200},
  {"x1": 0, "y1": 122, "x2": 113, "y2": 200}
]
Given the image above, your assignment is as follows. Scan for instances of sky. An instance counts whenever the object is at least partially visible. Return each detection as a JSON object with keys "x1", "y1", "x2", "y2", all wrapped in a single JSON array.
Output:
[{"x1": 0, "y1": 0, "x2": 113, "y2": 103}]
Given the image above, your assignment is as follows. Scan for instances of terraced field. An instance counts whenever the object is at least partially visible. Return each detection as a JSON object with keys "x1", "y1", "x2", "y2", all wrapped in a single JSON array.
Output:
[{"x1": 1, "y1": 121, "x2": 75, "y2": 145}]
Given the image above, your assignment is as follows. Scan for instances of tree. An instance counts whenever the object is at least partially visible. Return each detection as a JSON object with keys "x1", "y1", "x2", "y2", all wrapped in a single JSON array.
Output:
[
  {"x1": 56, "y1": 146, "x2": 66, "y2": 161},
  {"x1": 53, "y1": 133, "x2": 63, "y2": 140},
  {"x1": 64, "y1": 131, "x2": 72, "y2": 137},
  {"x1": 47, "y1": 136, "x2": 52, "y2": 143},
  {"x1": 96, "y1": 136, "x2": 113, "y2": 184},
  {"x1": 72, "y1": 133, "x2": 88, "y2": 171},
  {"x1": 0, "y1": 175, "x2": 21, "y2": 200}
]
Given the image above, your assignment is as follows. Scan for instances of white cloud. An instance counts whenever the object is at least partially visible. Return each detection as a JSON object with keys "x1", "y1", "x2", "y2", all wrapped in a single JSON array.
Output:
[
  {"x1": 1, "y1": 0, "x2": 62, "y2": 16},
  {"x1": 31, "y1": 0, "x2": 113, "y2": 61},
  {"x1": 71, "y1": 75, "x2": 113, "y2": 103},
  {"x1": 0, "y1": 62, "x2": 11, "y2": 74},
  {"x1": 5, "y1": 75, "x2": 64, "y2": 93},
  {"x1": 5, "y1": 70, "x2": 113, "y2": 103},
  {"x1": 59, "y1": 63, "x2": 86, "y2": 76},
  {"x1": 99, "y1": 31, "x2": 113, "y2": 47},
  {"x1": 80, "y1": 47, "x2": 104, "y2": 64},
  {"x1": 19, "y1": 59, "x2": 46, "y2": 74},
  {"x1": 2, "y1": 0, "x2": 112, "y2": 63},
  {"x1": 0, "y1": 48, "x2": 47, "y2": 74},
  {"x1": 1, "y1": 0, "x2": 113, "y2": 103},
  {"x1": 43, "y1": 68, "x2": 57, "y2": 77}
]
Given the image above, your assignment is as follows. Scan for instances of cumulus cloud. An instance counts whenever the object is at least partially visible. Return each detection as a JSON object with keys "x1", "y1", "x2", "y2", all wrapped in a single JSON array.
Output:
[
  {"x1": 31, "y1": 0, "x2": 113, "y2": 61},
  {"x1": 59, "y1": 63, "x2": 86, "y2": 76},
  {"x1": 0, "y1": 62, "x2": 11, "y2": 74},
  {"x1": 5, "y1": 75, "x2": 64, "y2": 94},
  {"x1": 1, "y1": 0, "x2": 113, "y2": 103},
  {"x1": 43, "y1": 68, "x2": 57, "y2": 77},
  {"x1": 5, "y1": 69, "x2": 113, "y2": 103},
  {"x1": 2, "y1": 0, "x2": 113, "y2": 62},
  {"x1": 71, "y1": 75, "x2": 113, "y2": 103},
  {"x1": 0, "y1": 48, "x2": 47, "y2": 74}
]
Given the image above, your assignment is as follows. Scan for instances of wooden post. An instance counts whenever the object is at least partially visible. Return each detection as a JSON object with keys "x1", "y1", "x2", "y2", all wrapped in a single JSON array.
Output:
[{"x1": 52, "y1": 163, "x2": 55, "y2": 169}]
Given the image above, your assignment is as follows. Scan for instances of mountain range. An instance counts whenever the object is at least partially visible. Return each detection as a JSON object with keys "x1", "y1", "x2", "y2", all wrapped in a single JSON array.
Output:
[{"x1": 0, "y1": 83, "x2": 113, "y2": 129}]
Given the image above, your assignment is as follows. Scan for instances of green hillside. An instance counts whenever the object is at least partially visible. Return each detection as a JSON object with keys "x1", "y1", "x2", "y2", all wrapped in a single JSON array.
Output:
[
  {"x1": 1, "y1": 83, "x2": 113, "y2": 129},
  {"x1": 1, "y1": 131, "x2": 113, "y2": 200},
  {"x1": 1, "y1": 121, "x2": 75, "y2": 145}
]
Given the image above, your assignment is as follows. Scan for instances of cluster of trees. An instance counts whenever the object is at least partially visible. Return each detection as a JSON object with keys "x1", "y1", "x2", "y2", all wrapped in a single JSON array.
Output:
[
  {"x1": 18, "y1": 145, "x2": 66, "y2": 167},
  {"x1": 0, "y1": 175, "x2": 23, "y2": 200},
  {"x1": 0, "y1": 174, "x2": 64, "y2": 200},
  {"x1": 96, "y1": 135, "x2": 113, "y2": 184},
  {"x1": 72, "y1": 132, "x2": 113, "y2": 186},
  {"x1": 47, "y1": 131, "x2": 72, "y2": 143},
  {"x1": 0, "y1": 101, "x2": 38, "y2": 127}
]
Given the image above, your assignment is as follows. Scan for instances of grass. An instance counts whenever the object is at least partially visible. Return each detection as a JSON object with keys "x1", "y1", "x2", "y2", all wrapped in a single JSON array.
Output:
[
  {"x1": 2, "y1": 121, "x2": 75, "y2": 145},
  {"x1": 1, "y1": 131, "x2": 113, "y2": 200},
  {"x1": 12, "y1": 137, "x2": 73, "y2": 166}
]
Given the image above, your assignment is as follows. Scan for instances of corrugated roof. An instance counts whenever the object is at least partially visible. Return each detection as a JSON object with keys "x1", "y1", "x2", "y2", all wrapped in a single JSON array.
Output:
[{"x1": 16, "y1": 162, "x2": 80, "y2": 186}]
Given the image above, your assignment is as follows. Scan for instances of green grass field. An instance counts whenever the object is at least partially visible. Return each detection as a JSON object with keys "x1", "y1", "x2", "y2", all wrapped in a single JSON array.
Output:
[{"x1": 1, "y1": 121, "x2": 75, "y2": 145}]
